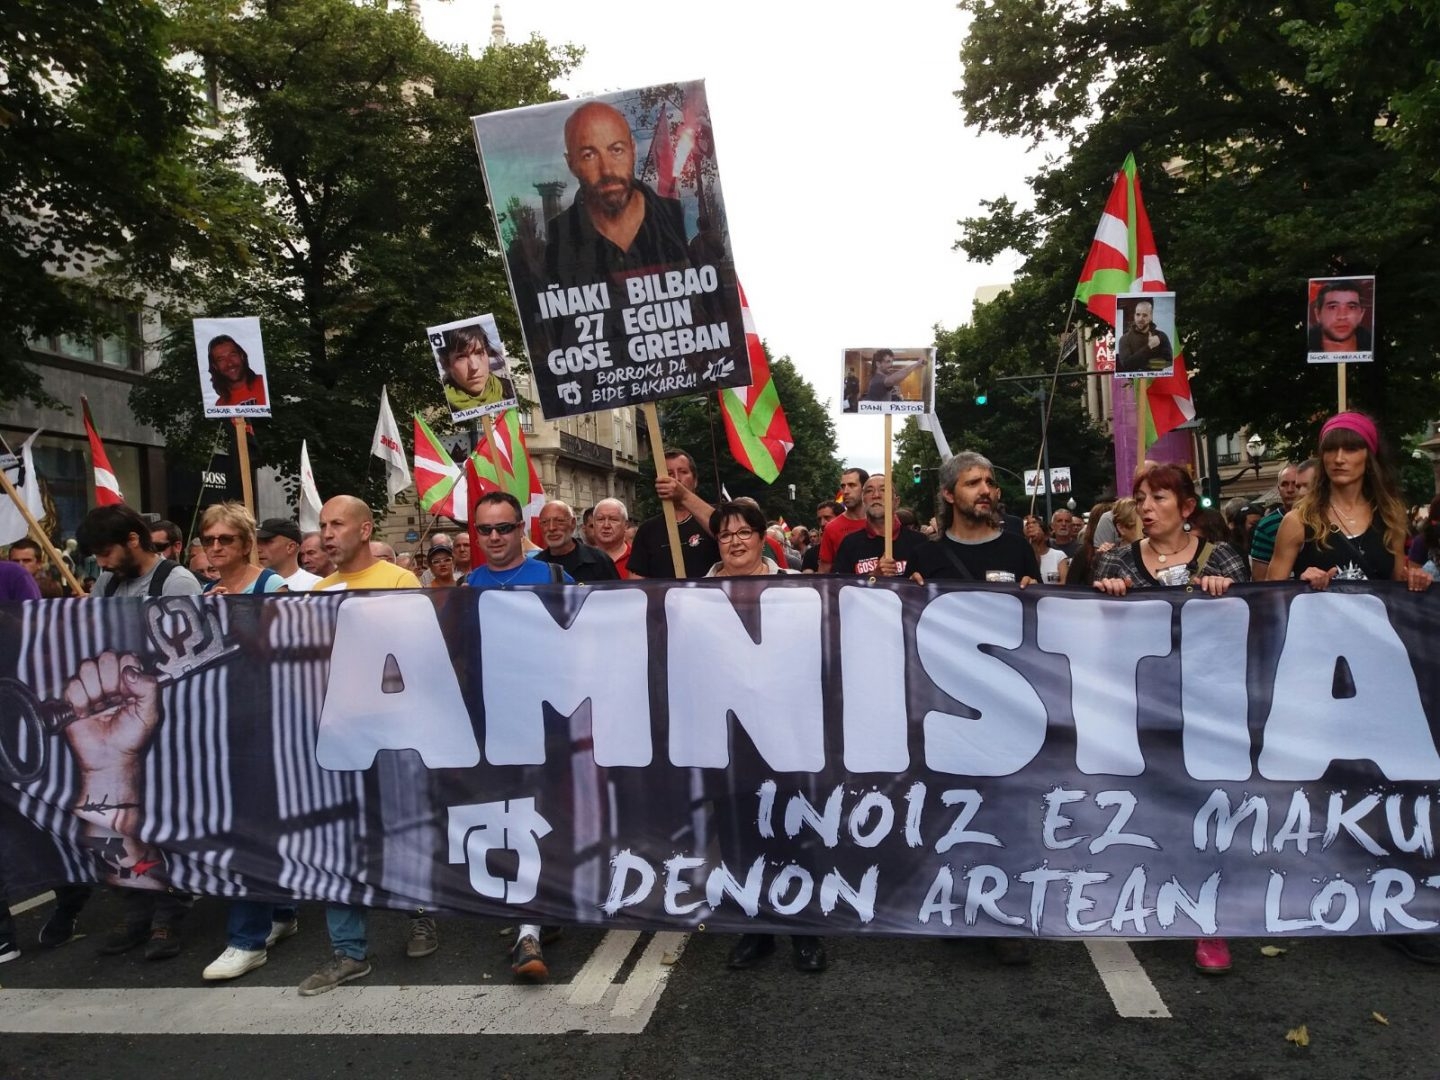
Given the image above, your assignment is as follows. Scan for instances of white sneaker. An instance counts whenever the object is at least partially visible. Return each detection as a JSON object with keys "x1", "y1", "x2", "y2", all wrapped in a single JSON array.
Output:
[
  {"x1": 202, "y1": 945, "x2": 268, "y2": 981},
  {"x1": 266, "y1": 918, "x2": 299, "y2": 948}
]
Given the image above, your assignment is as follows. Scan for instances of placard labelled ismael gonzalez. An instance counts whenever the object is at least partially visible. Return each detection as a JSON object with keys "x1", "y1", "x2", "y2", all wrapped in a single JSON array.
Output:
[
  {"x1": 194, "y1": 317, "x2": 270, "y2": 418},
  {"x1": 472, "y1": 80, "x2": 748, "y2": 420}
]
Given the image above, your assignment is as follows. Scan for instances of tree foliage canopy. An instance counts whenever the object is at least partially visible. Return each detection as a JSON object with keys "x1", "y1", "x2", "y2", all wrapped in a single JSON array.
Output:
[
  {"x1": 955, "y1": 0, "x2": 1440, "y2": 457},
  {"x1": 0, "y1": 0, "x2": 259, "y2": 407},
  {"x1": 129, "y1": 0, "x2": 580, "y2": 507}
]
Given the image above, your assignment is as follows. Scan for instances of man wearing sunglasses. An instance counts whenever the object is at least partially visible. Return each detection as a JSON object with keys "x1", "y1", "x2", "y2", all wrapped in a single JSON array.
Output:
[
  {"x1": 462, "y1": 491, "x2": 571, "y2": 981},
  {"x1": 465, "y1": 492, "x2": 574, "y2": 590}
]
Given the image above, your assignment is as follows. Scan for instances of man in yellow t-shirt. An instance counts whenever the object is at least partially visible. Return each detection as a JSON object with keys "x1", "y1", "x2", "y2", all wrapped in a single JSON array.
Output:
[{"x1": 299, "y1": 495, "x2": 424, "y2": 995}]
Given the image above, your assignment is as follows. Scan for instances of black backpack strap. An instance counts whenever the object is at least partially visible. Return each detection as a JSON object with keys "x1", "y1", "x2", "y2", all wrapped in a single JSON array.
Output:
[
  {"x1": 148, "y1": 558, "x2": 177, "y2": 597},
  {"x1": 936, "y1": 539, "x2": 976, "y2": 582},
  {"x1": 548, "y1": 560, "x2": 565, "y2": 584},
  {"x1": 104, "y1": 573, "x2": 122, "y2": 597}
]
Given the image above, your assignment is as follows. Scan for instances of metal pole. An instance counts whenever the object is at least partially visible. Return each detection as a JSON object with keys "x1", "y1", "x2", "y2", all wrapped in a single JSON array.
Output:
[{"x1": 1038, "y1": 388, "x2": 1053, "y2": 520}]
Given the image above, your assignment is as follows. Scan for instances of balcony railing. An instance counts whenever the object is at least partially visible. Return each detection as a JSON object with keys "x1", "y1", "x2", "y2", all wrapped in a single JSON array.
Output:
[{"x1": 560, "y1": 431, "x2": 612, "y2": 467}]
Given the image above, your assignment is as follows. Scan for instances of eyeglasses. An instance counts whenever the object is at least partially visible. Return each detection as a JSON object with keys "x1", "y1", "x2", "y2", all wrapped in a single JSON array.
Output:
[
  {"x1": 202, "y1": 534, "x2": 240, "y2": 547},
  {"x1": 476, "y1": 522, "x2": 522, "y2": 536},
  {"x1": 428, "y1": 552, "x2": 453, "y2": 562},
  {"x1": 717, "y1": 528, "x2": 758, "y2": 543}
]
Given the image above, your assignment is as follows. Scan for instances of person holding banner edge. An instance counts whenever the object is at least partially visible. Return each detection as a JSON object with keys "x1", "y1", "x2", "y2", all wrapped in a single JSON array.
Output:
[{"x1": 1090, "y1": 464, "x2": 1249, "y2": 974}]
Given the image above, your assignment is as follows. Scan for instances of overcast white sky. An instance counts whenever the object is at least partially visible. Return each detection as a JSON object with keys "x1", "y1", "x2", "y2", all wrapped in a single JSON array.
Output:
[{"x1": 417, "y1": 0, "x2": 1042, "y2": 475}]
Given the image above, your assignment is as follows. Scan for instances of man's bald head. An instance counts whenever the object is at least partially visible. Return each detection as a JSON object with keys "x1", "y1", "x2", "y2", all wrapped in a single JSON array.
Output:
[
  {"x1": 563, "y1": 101, "x2": 637, "y2": 218},
  {"x1": 320, "y1": 495, "x2": 375, "y2": 573}
]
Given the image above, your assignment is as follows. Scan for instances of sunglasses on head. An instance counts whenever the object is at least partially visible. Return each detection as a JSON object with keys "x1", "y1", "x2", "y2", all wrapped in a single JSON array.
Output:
[{"x1": 476, "y1": 522, "x2": 522, "y2": 536}]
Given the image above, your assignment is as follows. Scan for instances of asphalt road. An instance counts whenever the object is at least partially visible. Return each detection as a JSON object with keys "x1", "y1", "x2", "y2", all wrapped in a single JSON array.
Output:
[{"x1": 2, "y1": 889, "x2": 1438, "y2": 1079}]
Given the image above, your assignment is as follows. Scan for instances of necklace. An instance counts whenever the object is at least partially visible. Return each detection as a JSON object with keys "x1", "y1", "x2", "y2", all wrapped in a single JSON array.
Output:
[
  {"x1": 1329, "y1": 501, "x2": 1367, "y2": 532},
  {"x1": 486, "y1": 562, "x2": 529, "y2": 585},
  {"x1": 1149, "y1": 535, "x2": 1193, "y2": 564}
]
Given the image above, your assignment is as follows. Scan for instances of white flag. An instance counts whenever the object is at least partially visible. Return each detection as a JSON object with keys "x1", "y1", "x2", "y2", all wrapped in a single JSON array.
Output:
[
  {"x1": 298, "y1": 439, "x2": 323, "y2": 533},
  {"x1": 370, "y1": 385, "x2": 411, "y2": 501},
  {"x1": 0, "y1": 431, "x2": 45, "y2": 546},
  {"x1": 915, "y1": 412, "x2": 953, "y2": 463}
]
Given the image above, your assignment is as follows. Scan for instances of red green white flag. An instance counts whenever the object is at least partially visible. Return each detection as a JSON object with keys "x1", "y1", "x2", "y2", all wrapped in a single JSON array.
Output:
[
  {"x1": 1074, "y1": 154, "x2": 1195, "y2": 443},
  {"x1": 413, "y1": 415, "x2": 466, "y2": 521},
  {"x1": 465, "y1": 408, "x2": 546, "y2": 544},
  {"x1": 719, "y1": 282, "x2": 793, "y2": 483}
]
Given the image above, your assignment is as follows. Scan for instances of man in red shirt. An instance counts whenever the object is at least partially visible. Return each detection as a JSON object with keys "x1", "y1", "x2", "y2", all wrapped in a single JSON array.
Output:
[{"x1": 816, "y1": 468, "x2": 869, "y2": 573}]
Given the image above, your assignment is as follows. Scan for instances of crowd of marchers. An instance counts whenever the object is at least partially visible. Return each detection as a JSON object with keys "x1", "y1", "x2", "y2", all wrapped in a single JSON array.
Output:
[{"x1": 2, "y1": 408, "x2": 1438, "y2": 992}]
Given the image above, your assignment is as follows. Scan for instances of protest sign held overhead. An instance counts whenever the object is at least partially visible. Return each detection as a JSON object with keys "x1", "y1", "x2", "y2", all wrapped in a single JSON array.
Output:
[
  {"x1": 426, "y1": 313, "x2": 520, "y2": 423},
  {"x1": 193, "y1": 317, "x2": 270, "y2": 418},
  {"x1": 1114, "y1": 292, "x2": 1176, "y2": 378},
  {"x1": 841, "y1": 347, "x2": 935, "y2": 415},
  {"x1": 473, "y1": 80, "x2": 748, "y2": 419},
  {"x1": 1307, "y1": 276, "x2": 1376, "y2": 364}
]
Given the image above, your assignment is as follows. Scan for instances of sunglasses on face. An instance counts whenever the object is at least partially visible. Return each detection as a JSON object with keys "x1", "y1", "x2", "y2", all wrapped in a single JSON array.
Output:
[
  {"x1": 476, "y1": 522, "x2": 522, "y2": 536},
  {"x1": 202, "y1": 534, "x2": 240, "y2": 547}
]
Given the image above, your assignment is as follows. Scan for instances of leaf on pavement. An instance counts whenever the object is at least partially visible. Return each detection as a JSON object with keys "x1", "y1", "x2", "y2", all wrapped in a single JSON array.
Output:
[
  {"x1": 1372, "y1": 1012, "x2": 1389, "y2": 1026},
  {"x1": 1285, "y1": 1025, "x2": 1310, "y2": 1047},
  {"x1": 1259, "y1": 945, "x2": 1287, "y2": 957}
]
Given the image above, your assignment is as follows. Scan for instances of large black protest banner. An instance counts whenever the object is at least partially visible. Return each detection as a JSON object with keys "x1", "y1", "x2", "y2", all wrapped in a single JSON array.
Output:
[
  {"x1": 1, "y1": 581, "x2": 1438, "y2": 940},
  {"x1": 473, "y1": 80, "x2": 749, "y2": 419}
]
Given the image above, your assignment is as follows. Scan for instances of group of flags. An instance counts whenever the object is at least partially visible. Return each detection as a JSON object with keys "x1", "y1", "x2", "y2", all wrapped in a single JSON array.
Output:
[{"x1": 53, "y1": 156, "x2": 1180, "y2": 533}]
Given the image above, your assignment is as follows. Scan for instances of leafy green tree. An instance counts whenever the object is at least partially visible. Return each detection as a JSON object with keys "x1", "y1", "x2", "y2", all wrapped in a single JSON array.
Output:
[
  {"x1": 0, "y1": 0, "x2": 260, "y2": 407},
  {"x1": 897, "y1": 289, "x2": 1113, "y2": 521},
  {"x1": 131, "y1": 0, "x2": 580, "y2": 507},
  {"x1": 954, "y1": 0, "x2": 1440, "y2": 457},
  {"x1": 633, "y1": 351, "x2": 842, "y2": 526}
]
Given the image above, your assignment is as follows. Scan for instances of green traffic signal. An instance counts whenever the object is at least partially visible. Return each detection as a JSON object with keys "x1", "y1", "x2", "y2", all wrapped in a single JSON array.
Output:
[{"x1": 974, "y1": 391, "x2": 988, "y2": 405}]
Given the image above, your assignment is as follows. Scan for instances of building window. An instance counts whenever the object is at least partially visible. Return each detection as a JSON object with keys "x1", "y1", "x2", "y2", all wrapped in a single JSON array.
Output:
[{"x1": 30, "y1": 304, "x2": 142, "y2": 371}]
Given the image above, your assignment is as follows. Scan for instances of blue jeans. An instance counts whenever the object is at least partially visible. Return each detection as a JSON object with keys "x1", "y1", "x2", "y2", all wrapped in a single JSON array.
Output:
[
  {"x1": 226, "y1": 900, "x2": 298, "y2": 951},
  {"x1": 325, "y1": 904, "x2": 367, "y2": 960}
]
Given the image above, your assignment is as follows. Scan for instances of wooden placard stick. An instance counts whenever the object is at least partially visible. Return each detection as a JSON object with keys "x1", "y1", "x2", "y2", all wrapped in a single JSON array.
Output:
[
  {"x1": 1135, "y1": 377, "x2": 1151, "y2": 473},
  {"x1": 1337, "y1": 362, "x2": 1347, "y2": 412},
  {"x1": 232, "y1": 417, "x2": 257, "y2": 565},
  {"x1": 642, "y1": 401, "x2": 686, "y2": 579},
  {"x1": 0, "y1": 467, "x2": 86, "y2": 595}
]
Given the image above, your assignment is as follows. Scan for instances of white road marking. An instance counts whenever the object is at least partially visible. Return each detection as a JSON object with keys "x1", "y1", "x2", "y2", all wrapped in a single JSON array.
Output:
[
  {"x1": 567, "y1": 930, "x2": 641, "y2": 1006},
  {"x1": 12, "y1": 892, "x2": 56, "y2": 916},
  {"x1": 0, "y1": 930, "x2": 691, "y2": 1036},
  {"x1": 1084, "y1": 940, "x2": 1172, "y2": 1019},
  {"x1": 611, "y1": 931, "x2": 687, "y2": 1019}
]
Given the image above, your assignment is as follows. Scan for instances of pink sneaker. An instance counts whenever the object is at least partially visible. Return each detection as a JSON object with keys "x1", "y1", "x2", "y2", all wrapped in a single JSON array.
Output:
[{"x1": 1194, "y1": 937, "x2": 1231, "y2": 974}]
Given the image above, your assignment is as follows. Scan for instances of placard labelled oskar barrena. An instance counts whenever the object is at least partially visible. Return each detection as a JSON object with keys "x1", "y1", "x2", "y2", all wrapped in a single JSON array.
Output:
[{"x1": 472, "y1": 79, "x2": 750, "y2": 420}]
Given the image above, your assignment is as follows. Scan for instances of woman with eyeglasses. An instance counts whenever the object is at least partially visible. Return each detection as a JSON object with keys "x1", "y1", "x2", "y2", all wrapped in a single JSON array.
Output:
[
  {"x1": 197, "y1": 503, "x2": 286, "y2": 596},
  {"x1": 704, "y1": 501, "x2": 796, "y2": 577}
]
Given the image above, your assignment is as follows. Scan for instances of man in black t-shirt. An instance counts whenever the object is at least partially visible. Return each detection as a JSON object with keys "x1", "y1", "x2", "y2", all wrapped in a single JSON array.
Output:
[
  {"x1": 833, "y1": 475, "x2": 938, "y2": 580},
  {"x1": 626, "y1": 450, "x2": 719, "y2": 580},
  {"x1": 927, "y1": 451, "x2": 1040, "y2": 586}
]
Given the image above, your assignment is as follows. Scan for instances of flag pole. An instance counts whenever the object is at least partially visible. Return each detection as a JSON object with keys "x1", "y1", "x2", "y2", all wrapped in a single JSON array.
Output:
[
  {"x1": 0, "y1": 468, "x2": 85, "y2": 595},
  {"x1": 1337, "y1": 362, "x2": 1347, "y2": 412},
  {"x1": 232, "y1": 417, "x2": 257, "y2": 565},
  {"x1": 1135, "y1": 378, "x2": 1151, "y2": 473},
  {"x1": 883, "y1": 413, "x2": 894, "y2": 564},
  {"x1": 642, "y1": 401, "x2": 686, "y2": 579}
]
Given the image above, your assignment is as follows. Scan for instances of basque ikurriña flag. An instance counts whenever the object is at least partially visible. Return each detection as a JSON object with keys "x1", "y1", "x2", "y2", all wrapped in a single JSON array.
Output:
[
  {"x1": 719, "y1": 283, "x2": 793, "y2": 484},
  {"x1": 1074, "y1": 154, "x2": 1195, "y2": 443}
]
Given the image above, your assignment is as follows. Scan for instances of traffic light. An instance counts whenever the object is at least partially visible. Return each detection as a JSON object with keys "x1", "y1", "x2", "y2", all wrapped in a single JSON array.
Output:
[
  {"x1": 911, "y1": 464, "x2": 922, "y2": 485},
  {"x1": 971, "y1": 378, "x2": 987, "y2": 405}
]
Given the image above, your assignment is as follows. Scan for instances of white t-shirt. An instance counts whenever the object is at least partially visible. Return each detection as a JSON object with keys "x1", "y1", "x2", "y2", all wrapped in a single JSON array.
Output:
[
  {"x1": 282, "y1": 567, "x2": 323, "y2": 592},
  {"x1": 1037, "y1": 547, "x2": 1067, "y2": 584}
]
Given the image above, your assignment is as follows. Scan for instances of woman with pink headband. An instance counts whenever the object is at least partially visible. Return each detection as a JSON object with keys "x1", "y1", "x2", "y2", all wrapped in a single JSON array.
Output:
[{"x1": 1266, "y1": 411, "x2": 1430, "y2": 591}]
